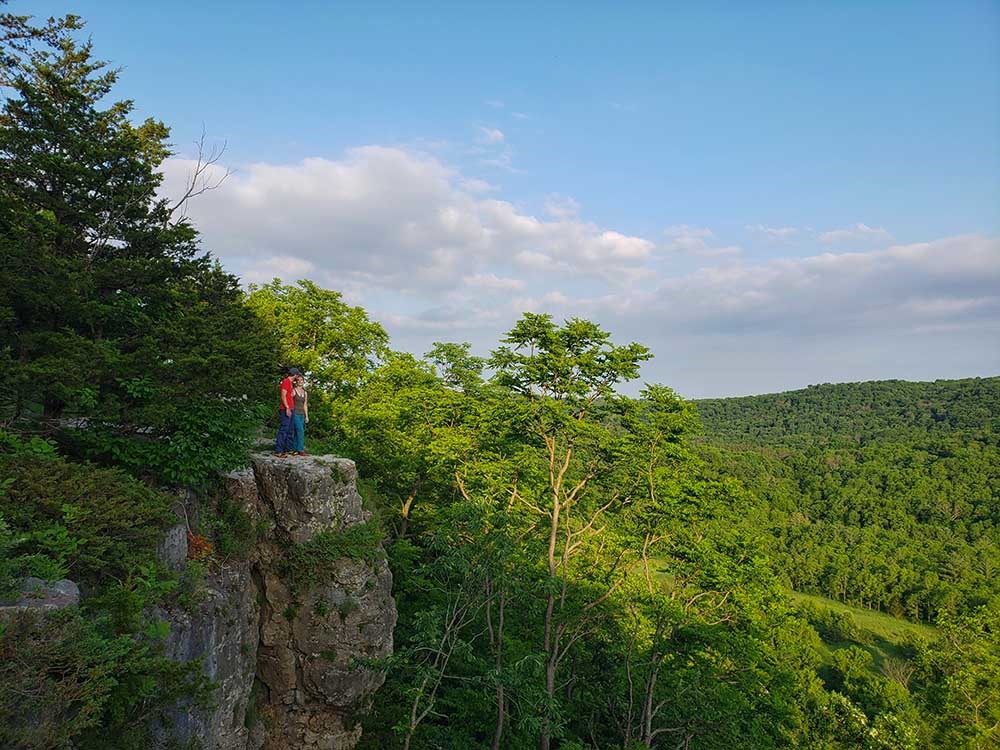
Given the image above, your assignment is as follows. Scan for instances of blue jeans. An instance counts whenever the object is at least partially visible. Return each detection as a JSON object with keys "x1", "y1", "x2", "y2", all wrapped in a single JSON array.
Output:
[
  {"x1": 292, "y1": 413, "x2": 306, "y2": 453},
  {"x1": 275, "y1": 409, "x2": 294, "y2": 453}
]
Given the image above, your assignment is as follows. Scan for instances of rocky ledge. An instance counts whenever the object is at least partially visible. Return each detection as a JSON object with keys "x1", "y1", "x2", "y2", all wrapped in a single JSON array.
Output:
[
  {"x1": 160, "y1": 454, "x2": 396, "y2": 750},
  {"x1": 0, "y1": 577, "x2": 79, "y2": 616}
]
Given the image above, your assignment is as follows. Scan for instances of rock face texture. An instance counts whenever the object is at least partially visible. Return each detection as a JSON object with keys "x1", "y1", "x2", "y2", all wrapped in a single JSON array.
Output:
[
  {"x1": 0, "y1": 577, "x2": 79, "y2": 615},
  {"x1": 160, "y1": 454, "x2": 396, "y2": 750},
  {"x1": 157, "y1": 563, "x2": 259, "y2": 750}
]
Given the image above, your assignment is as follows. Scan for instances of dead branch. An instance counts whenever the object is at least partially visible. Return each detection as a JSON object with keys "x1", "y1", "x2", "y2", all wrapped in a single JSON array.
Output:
[{"x1": 168, "y1": 125, "x2": 231, "y2": 222}]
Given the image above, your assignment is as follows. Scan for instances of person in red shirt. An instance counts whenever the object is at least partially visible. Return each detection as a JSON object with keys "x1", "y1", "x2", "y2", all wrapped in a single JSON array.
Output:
[{"x1": 274, "y1": 367, "x2": 301, "y2": 456}]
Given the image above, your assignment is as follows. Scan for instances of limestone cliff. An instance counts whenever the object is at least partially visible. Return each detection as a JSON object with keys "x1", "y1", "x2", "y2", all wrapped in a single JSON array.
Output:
[{"x1": 159, "y1": 454, "x2": 396, "y2": 750}]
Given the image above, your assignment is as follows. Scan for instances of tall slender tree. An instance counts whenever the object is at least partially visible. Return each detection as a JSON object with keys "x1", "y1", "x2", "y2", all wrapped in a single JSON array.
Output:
[{"x1": 0, "y1": 11, "x2": 277, "y2": 485}]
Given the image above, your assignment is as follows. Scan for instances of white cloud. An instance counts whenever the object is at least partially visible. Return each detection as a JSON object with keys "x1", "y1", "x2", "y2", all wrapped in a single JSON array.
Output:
[
  {"x1": 746, "y1": 224, "x2": 799, "y2": 241},
  {"x1": 161, "y1": 148, "x2": 999, "y2": 398},
  {"x1": 663, "y1": 225, "x2": 741, "y2": 257},
  {"x1": 480, "y1": 149, "x2": 518, "y2": 172},
  {"x1": 241, "y1": 255, "x2": 316, "y2": 285},
  {"x1": 819, "y1": 222, "x2": 893, "y2": 245},
  {"x1": 461, "y1": 273, "x2": 526, "y2": 292},
  {"x1": 477, "y1": 127, "x2": 505, "y2": 145},
  {"x1": 161, "y1": 146, "x2": 657, "y2": 293},
  {"x1": 459, "y1": 177, "x2": 496, "y2": 194},
  {"x1": 606, "y1": 234, "x2": 1000, "y2": 336},
  {"x1": 544, "y1": 194, "x2": 580, "y2": 219}
]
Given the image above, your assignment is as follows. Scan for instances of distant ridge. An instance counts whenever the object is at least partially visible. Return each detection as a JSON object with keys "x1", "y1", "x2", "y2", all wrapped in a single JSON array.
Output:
[{"x1": 693, "y1": 376, "x2": 1000, "y2": 446}]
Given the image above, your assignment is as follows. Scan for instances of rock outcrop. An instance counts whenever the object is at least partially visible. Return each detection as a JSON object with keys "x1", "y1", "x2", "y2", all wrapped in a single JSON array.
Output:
[
  {"x1": 160, "y1": 454, "x2": 396, "y2": 750},
  {"x1": 157, "y1": 563, "x2": 259, "y2": 750},
  {"x1": 0, "y1": 577, "x2": 79, "y2": 616}
]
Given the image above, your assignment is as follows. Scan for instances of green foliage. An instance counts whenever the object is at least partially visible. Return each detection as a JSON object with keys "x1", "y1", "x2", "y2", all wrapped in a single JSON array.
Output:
[
  {"x1": 199, "y1": 488, "x2": 260, "y2": 559},
  {"x1": 695, "y1": 377, "x2": 1000, "y2": 447},
  {"x1": 0, "y1": 608, "x2": 210, "y2": 750},
  {"x1": 0, "y1": 449, "x2": 211, "y2": 749},
  {"x1": 358, "y1": 316, "x2": 827, "y2": 750},
  {"x1": 489, "y1": 312, "x2": 652, "y2": 405},
  {"x1": 694, "y1": 384, "x2": 1000, "y2": 623},
  {"x1": 916, "y1": 600, "x2": 1000, "y2": 748},
  {"x1": 426, "y1": 341, "x2": 486, "y2": 393},
  {"x1": 0, "y1": 10, "x2": 318, "y2": 748},
  {"x1": 283, "y1": 519, "x2": 385, "y2": 595},
  {"x1": 0, "y1": 454, "x2": 175, "y2": 586},
  {"x1": 0, "y1": 428, "x2": 57, "y2": 457},
  {"x1": 172, "y1": 558, "x2": 209, "y2": 612},
  {"x1": 691, "y1": 378, "x2": 1000, "y2": 748},
  {"x1": 790, "y1": 592, "x2": 935, "y2": 647},
  {"x1": 0, "y1": 21, "x2": 279, "y2": 487},
  {"x1": 246, "y1": 278, "x2": 388, "y2": 399},
  {"x1": 2, "y1": 15, "x2": 991, "y2": 740}
]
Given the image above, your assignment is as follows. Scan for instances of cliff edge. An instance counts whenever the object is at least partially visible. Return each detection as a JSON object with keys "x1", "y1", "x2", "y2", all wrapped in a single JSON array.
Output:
[{"x1": 159, "y1": 454, "x2": 396, "y2": 750}]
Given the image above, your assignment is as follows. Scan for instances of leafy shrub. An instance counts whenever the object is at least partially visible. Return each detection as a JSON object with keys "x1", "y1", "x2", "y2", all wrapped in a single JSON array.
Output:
[
  {"x1": 283, "y1": 519, "x2": 385, "y2": 595},
  {"x1": 172, "y1": 559, "x2": 209, "y2": 612},
  {"x1": 74, "y1": 397, "x2": 274, "y2": 490},
  {"x1": 0, "y1": 451, "x2": 218, "y2": 748},
  {"x1": 199, "y1": 491, "x2": 260, "y2": 559},
  {"x1": 0, "y1": 429, "x2": 57, "y2": 457},
  {"x1": 0, "y1": 454, "x2": 176, "y2": 587},
  {"x1": 0, "y1": 608, "x2": 210, "y2": 750},
  {"x1": 798, "y1": 601, "x2": 870, "y2": 644}
]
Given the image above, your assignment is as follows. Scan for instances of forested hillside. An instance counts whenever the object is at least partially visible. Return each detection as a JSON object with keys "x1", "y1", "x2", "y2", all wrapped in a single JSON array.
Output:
[
  {"x1": 696, "y1": 377, "x2": 1000, "y2": 446},
  {"x1": 694, "y1": 378, "x2": 1000, "y2": 621}
]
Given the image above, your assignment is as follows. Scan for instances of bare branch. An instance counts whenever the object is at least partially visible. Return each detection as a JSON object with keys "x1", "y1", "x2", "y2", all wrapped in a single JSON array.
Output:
[{"x1": 168, "y1": 125, "x2": 231, "y2": 222}]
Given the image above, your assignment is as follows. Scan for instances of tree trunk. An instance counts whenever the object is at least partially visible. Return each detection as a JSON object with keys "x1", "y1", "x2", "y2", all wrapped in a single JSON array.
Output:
[
  {"x1": 42, "y1": 394, "x2": 64, "y2": 419},
  {"x1": 491, "y1": 591, "x2": 507, "y2": 750},
  {"x1": 398, "y1": 480, "x2": 422, "y2": 539},
  {"x1": 539, "y1": 653, "x2": 557, "y2": 750}
]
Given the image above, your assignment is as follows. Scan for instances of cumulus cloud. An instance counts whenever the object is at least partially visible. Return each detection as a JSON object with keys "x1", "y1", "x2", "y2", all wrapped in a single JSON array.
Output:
[
  {"x1": 603, "y1": 234, "x2": 1000, "y2": 336},
  {"x1": 746, "y1": 224, "x2": 799, "y2": 241},
  {"x1": 819, "y1": 222, "x2": 893, "y2": 245},
  {"x1": 544, "y1": 194, "x2": 580, "y2": 219},
  {"x1": 461, "y1": 273, "x2": 526, "y2": 292},
  {"x1": 161, "y1": 146, "x2": 657, "y2": 293},
  {"x1": 162, "y1": 147, "x2": 998, "y2": 397},
  {"x1": 241, "y1": 254, "x2": 316, "y2": 285}
]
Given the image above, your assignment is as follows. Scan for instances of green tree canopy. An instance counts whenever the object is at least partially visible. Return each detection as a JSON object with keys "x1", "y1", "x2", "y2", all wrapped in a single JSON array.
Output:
[
  {"x1": 0, "y1": 14, "x2": 278, "y2": 485},
  {"x1": 245, "y1": 278, "x2": 389, "y2": 396}
]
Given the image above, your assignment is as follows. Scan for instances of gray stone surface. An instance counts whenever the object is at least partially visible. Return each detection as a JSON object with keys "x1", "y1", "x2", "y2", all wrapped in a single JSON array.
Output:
[
  {"x1": 223, "y1": 466, "x2": 263, "y2": 525},
  {"x1": 250, "y1": 454, "x2": 367, "y2": 543},
  {"x1": 155, "y1": 562, "x2": 259, "y2": 750},
  {"x1": 158, "y1": 453, "x2": 395, "y2": 750},
  {"x1": 157, "y1": 522, "x2": 189, "y2": 571},
  {"x1": 249, "y1": 454, "x2": 395, "y2": 750},
  {"x1": 0, "y1": 577, "x2": 79, "y2": 615}
]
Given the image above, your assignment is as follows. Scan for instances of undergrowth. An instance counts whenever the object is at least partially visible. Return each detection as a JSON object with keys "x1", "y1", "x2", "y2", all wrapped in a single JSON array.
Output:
[
  {"x1": 0, "y1": 432, "x2": 212, "y2": 749},
  {"x1": 283, "y1": 519, "x2": 385, "y2": 596}
]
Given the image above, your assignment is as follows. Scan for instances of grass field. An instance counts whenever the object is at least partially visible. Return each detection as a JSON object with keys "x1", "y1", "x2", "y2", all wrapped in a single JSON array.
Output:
[
  {"x1": 787, "y1": 590, "x2": 937, "y2": 641},
  {"x1": 786, "y1": 589, "x2": 937, "y2": 671}
]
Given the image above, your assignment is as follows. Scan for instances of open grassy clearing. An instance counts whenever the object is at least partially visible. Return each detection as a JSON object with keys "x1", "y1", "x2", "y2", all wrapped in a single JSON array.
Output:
[
  {"x1": 786, "y1": 589, "x2": 938, "y2": 675},
  {"x1": 786, "y1": 590, "x2": 937, "y2": 642}
]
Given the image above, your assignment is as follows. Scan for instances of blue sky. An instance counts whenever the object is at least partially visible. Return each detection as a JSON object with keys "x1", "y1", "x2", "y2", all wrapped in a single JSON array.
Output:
[{"x1": 36, "y1": 1, "x2": 1000, "y2": 396}]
